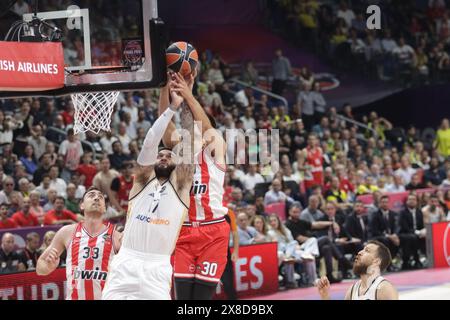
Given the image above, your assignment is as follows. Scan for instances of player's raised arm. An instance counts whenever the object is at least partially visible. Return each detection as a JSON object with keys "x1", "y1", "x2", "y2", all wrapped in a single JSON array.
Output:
[
  {"x1": 171, "y1": 72, "x2": 226, "y2": 164},
  {"x1": 159, "y1": 75, "x2": 181, "y2": 149},
  {"x1": 134, "y1": 89, "x2": 184, "y2": 187},
  {"x1": 36, "y1": 225, "x2": 74, "y2": 276}
]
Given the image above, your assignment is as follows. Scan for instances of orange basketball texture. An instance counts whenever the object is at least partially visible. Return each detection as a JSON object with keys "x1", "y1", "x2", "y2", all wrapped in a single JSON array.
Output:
[{"x1": 166, "y1": 41, "x2": 198, "y2": 76}]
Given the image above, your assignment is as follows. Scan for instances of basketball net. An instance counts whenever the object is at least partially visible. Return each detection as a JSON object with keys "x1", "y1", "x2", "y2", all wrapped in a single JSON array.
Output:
[{"x1": 71, "y1": 91, "x2": 120, "y2": 134}]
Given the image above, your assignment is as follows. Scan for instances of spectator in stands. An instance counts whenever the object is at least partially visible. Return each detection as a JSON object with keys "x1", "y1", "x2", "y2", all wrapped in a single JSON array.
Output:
[
  {"x1": 240, "y1": 107, "x2": 257, "y2": 131},
  {"x1": 134, "y1": 108, "x2": 152, "y2": 134},
  {"x1": 33, "y1": 153, "x2": 53, "y2": 186},
  {"x1": 250, "y1": 215, "x2": 275, "y2": 243},
  {"x1": 395, "y1": 156, "x2": 416, "y2": 185},
  {"x1": 240, "y1": 164, "x2": 265, "y2": 197},
  {"x1": 300, "y1": 195, "x2": 325, "y2": 223},
  {"x1": 236, "y1": 212, "x2": 265, "y2": 245},
  {"x1": 37, "y1": 231, "x2": 55, "y2": 258},
  {"x1": 434, "y1": 118, "x2": 450, "y2": 160},
  {"x1": 268, "y1": 213, "x2": 318, "y2": 287},
  {"x1": 44, "y1": 142, "x2": 58, "y2": 166},
  {"x1": 110, "y1": 160, "x2": 134, "y2": 217},
  {"x1": 406, "y1": 173, "x2": 427, "y2": 190},
  {"x1": 424, "y1": 157, "x2": 446, "y2": 187},
  {"x1": 272, "y1": 49, "x2": 292, "y2": 95},
  {"x1": 20, "y1": 145, "x2": 38, "y2": 175},
  {"x1": 398, "y1": 193, "x2": 426, "y2": 270},
  {"x1": 325, "y1": 176, "x2": 351, "y2": 210},
  {"x1": 43, "y1": 189, "x2": 57, "y2": 212},
  {"x1": 48, "y1": 165, "x2": 67, "y2": 197},
  {"x1": 337, "y1": 1, "x2": 355, "y2": 28},
  {"x1": 11, "y1": 197, "x2": 39, "y2": 227},
  {"x1": 0, "y1": 233, "x2": 26, "y2": 274},
  {"x1": 58, "y1": 128, "x2": 84, "y2": 182},
  {"x1": 121, "y1": 93, "x2": 139, "y2": 122},
  {"x1": 92, "y1": 157, "x2": 119, "y2": 199},
  {"x1": 18, "y1": 177, "x2": 32, "y2": 198},
  {"x1": 234, "y1": 87, "x2": 253, "y2": 108},
  {"x1": 76, "y1": 153, "x2": 97, "y2": 188},
  {"x1": 422, "y1": 194, "x2": 446, "y2": 224},
  {"x1": 109, "y1": 141, "x2": 132, "y2": 171},
  {"x1": 264, "y1": 178, "x2": 294, "y2": 206},
  {"x1": 241, "y1": 60, "x2": 259, "y2": 85},
  {"x1": 65, "y1": 183, "x2": 80, "y2": 214},
  {"x1": 345, "y1": 201, "x2": 369, "y2": 245},
  {"x1": 44, "y1": 196, "x2": 82, "y2": 225},
  {"x1": 230, "y1": 187, "x2": 248, "y2": 208},
  {"x1": 207, "y1": 59, "x2": 225, "y2": 86},
  {"x1": 0, "y1": 177, "x2": 15, "y2": 204},
  {"x1": 297, "y1": 83, "x2": 315, "y2": 130},
  {"x1": 69, "y1": 172, "x2": 85, "y2": 200},
  {"x1": 117, "y1": 122, "x2": 132, "y2": 154},
  {"x1": 368, "y1": 195, "x2": 400, "y2": 266},
  {"x1": 285, "y1": 201, "x2": 346, "y2": 283},
  {"x1": 29, "y1": 190, "x2": 44, "y2": 224},
  {"x1": 0, "y1": 203, "x2": 17, "y2": 229},
  {"x1": 18, "y1": 232, "x2": 40, "y2": 271},
  {"x1": 385, "y1": 174, "x2": 406, "y2": 193},
  {"x1": 100, "y1": 131, "x2": 119, "y2": 155}
]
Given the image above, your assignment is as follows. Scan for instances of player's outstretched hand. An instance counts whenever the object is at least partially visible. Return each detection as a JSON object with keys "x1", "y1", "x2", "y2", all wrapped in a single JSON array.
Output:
[
  {"x1": 45, "y1": 247, "x2": 60, "y2": 269},
  {"x1": 316, "y1": 276, "x2": 331, "y2": 300},
  {"x1": 171, "y1": 72, "x2": 194, "y2": 100}
]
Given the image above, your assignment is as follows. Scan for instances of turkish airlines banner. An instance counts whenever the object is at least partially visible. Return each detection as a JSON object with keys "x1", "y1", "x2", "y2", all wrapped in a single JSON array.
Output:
[
  {"x1": 215, "y1": 242, "x2": 279, "y2": 299},
  {"x1": 0, "y1": 41, "x2": 65, "y2": 91},
  {"x1": 428, "y1": 221, "x2": 450, "y2": 268},
  {"x1": 0, "y1": 268, "x2": 66, "y2": 300}
]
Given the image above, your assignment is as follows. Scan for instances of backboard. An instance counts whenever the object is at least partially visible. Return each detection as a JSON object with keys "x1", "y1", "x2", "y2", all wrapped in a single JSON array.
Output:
[{"x1": 0, "y1": 0, "x2": 167, "y2": 98}]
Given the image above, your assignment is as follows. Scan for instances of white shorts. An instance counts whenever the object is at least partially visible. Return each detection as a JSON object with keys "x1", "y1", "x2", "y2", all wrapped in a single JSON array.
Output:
[{"x1": 102, "y1": 247, "x2": 173, "y2": 300}]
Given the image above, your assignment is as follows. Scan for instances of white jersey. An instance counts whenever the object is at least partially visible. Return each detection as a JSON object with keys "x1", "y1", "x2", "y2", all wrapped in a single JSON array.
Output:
[
  {"x1": 188, "y1": 149, "x2": 228, "y2": 222},
  {"x1": 350, "y1": 276, "x2": 386, "y2": 300},
  {"x1": 122, "y1": 177, "x2": 188, "y2": 255}
]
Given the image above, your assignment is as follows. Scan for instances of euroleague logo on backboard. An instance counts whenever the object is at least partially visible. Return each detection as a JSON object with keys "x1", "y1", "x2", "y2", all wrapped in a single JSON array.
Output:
[
  {"x1": 444, "y1": 223, "x2": 450, "y2": 267},
  {"x1": 123, "y1": 40, "x2": 143, "y2": 65}
]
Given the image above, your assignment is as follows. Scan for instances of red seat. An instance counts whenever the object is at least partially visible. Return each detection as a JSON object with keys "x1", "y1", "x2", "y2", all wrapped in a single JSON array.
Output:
[{"x1": 265, "y1": 202, "x2": 286, "y2": 222}]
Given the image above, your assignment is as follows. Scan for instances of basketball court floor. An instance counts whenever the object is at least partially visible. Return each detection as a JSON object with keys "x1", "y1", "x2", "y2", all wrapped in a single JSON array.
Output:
[{"x1": 246, "y1": 268, "x2": 450, "y2": 300}]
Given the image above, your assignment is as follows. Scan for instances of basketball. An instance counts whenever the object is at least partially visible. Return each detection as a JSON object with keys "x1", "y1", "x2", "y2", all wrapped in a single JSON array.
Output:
[{"x1": 166, "y1": 41, "x2": 198, "y2": 77}]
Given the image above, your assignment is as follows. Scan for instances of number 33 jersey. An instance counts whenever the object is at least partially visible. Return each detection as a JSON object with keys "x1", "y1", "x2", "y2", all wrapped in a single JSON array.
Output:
[{"x1": 66, "y1": 222, "x2": 117, "y2": 300}]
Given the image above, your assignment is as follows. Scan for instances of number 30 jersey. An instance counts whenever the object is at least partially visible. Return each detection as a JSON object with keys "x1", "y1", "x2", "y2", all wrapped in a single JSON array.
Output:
[{"x1": 66, "y1": 222, "x2": 116, "y2": 300}]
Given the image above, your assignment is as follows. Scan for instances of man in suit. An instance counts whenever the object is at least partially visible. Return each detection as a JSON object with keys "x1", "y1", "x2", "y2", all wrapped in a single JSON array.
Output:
[
  {"x1": 323, "y1": 201, "x2": 361, "y2": 278},
  {"x1": 368, "y1": 195, "x2": 400, "y2": 263},
  {"x1": 398, "y1": 193, "x2": 426, "y2": 270},
  {"x1": 345, "y1": 201, "x2": 369, "y2": 244}
]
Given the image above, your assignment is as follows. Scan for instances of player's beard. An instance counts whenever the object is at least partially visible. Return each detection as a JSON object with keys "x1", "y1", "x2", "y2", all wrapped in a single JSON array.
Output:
[
  {"x1": 155, "y1": 163, "x2": 176, "y2": 179},
  {"x1": 353, "y1": 260, "x2": 369, "y2": 276}
]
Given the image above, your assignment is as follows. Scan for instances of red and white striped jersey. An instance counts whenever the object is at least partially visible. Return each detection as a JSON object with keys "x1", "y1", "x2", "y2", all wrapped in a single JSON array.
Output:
[
  {"x1": 65, "y1": 222, "x2": 116, "y2": 300},
  {"x1": 188, "y1": 149, "x2": 228, "y2": 222}
]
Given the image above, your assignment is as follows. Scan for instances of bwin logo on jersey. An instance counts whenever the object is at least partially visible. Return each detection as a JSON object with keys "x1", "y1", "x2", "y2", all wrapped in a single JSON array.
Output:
[
  {"x1": 73, "y1": 267, "x2": 107, "y2": 281},
  {"x1": 190, "y1": 180, "x2": 208, "y2": 195}
]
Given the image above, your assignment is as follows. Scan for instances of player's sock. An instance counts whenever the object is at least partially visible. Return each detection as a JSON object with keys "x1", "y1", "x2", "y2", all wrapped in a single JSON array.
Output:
[
  {"x1": 192, "y1": 281, "x2": 217, "y2": 300},
  {"x1": 174, "y1": 279, "x2": 195, "y2": 300}
]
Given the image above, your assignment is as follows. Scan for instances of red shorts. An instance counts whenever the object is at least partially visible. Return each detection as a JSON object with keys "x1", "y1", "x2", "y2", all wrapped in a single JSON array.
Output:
[{"x1": 174, "y1": 218, "x2": 230, "y2": 285}]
